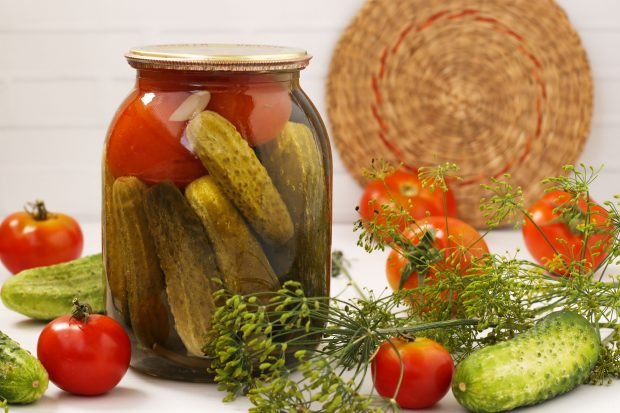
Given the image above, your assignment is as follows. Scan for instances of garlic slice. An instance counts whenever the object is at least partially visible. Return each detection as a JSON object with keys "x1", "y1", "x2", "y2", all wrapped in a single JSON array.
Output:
[{"x1": 168, "y1": 91, "x2": 211, "y2": 122}]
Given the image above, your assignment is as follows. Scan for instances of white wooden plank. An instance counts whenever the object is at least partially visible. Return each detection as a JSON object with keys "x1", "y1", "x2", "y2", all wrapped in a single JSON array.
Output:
[
  {"x1": 0, "y1": 0, "x2": 365, "y2": 32},
  {"x1": 0, "y1": 165, "x2": 101, "y2": 222},
  {"x1": 0, "y1": 129, "x2": 106, "y2": 168},
  {"x1": 580, "y1": 124, "x2": 620, "y2": 171},
  {"x1": 558, "y1": 0, "x2": 620, "y2": 31},
  {"x1": 0, "y1": 80, "x2": 100, "y2": 128}
]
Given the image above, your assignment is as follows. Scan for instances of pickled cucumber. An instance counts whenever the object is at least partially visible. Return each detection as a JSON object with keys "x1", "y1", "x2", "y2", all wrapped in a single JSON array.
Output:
[
  {"x1": 112, "y1": 177, "x2": 169, "y2": 348},
  {"x1": 186, "y1": 110, "x2": 294, "y2": 245},
  {"x1": 186, "y1": 176, "x2": 280, "y2": 299},
  {"x1": 144, "y1": 182, "x2": 222, "y2": 356},
  {"x1": 259, "y1": 122, "x2": 330, "y2": 298},
  {"x1": 103, "y1": 165, "x2": 128, "y2": 319}
]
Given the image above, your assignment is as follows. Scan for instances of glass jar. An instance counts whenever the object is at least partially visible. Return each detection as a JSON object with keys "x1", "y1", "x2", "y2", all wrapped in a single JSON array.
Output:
[{"x1": 102, "y1": 44, "x2": 332, "y2": 381}]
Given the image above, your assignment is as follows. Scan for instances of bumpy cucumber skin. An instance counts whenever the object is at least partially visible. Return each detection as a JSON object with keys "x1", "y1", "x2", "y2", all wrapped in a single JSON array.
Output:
[
  {"x1": 259, "y1": 122, "x2": 330, "y2": 298},
  {"x1": 185, "y1": 176, "x2": 280, "y2": 298},
  {"x1": 103, "y1": 164, "x2": 129, "y2": 320},
  {"x1": 0, "y1": 330, "x2": 48, "y2": 404},
  {"x1": 144, "y1": 182, "x2": 222, "y2": 356},
  {"x1": 1, "y1": 254, "x2": 104, "y2": 320},
  {"x1": 452, "y1": 312, "x2": 600, "y2": 413},
  {"x1": 186, "y1": 110, "x2": 294, "y2": 245},
  {"x1": 112, "y1": 177, "x2": 169, "y2": 348}
]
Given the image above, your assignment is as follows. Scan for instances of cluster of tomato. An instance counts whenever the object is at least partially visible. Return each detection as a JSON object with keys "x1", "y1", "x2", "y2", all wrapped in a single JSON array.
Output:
[
  {"x1": 0, "y1": 202, "x2": 131, "y2": 396},
  {"x1": 357, "y1": 168, "x2": 612, "y2": 409},
  {"x1": 106, "y1": 75, "x2": 292, "y2": 187}
]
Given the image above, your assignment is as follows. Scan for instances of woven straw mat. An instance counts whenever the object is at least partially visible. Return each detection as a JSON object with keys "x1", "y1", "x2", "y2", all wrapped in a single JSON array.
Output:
[{"x1": 327, "y1": 0, "x2": 593, "y2": 228}]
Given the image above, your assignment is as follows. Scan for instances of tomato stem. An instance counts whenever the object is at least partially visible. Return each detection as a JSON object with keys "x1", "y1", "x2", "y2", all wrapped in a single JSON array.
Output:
[
  {"x1": 71, "y1": 298, "x2": 92, "y2": 323},
  {"x1": 24, "y1": 199, "x2": 50, "y2": 221}
]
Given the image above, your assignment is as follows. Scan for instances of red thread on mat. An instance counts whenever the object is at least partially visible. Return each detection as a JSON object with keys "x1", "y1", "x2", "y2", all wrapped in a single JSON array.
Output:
[
  {"x1": 417, "y1": 10, "x2": 450, "y2": 32},
  {"x1": 393, "y1": 24, "x2": 413, "y2": 54},
  {"x1": 378, "y1": 48, "x2": 388, "y2": 78},
  {"x1": 371, "y1": 9, "x2": 546, "y2": 185},
  {"x1": 447, "y1": 9, "x2": 479, "y2": 20},
  {"x1": 371, "y1": 104, "x2": 389, "y2": 133},
  {"x1": 475, "y1": 16, "x2": 499, "y2": 24},
  {"x1": 371, "y1": 75, "x2": 382, "y2": 104}
]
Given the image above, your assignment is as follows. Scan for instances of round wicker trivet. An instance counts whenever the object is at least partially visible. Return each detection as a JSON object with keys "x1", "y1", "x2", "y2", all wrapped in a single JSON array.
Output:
[{"x1": 327, "y1": 0, "x2": 593, "y2": 227}]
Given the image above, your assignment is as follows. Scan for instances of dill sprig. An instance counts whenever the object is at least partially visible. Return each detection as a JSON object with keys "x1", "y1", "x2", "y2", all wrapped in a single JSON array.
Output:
[
  {"x1": 205, "y1": 162, "x2": 620, "y2": 411},
  {"x1": 205, "y1": 275, "x2": 478, "y2": 412}
]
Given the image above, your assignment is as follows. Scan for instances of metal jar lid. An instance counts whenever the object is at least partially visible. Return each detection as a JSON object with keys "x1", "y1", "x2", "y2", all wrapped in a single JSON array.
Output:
[{"x1": 125, "y1": 44, "x2": 312, "y2": 72}]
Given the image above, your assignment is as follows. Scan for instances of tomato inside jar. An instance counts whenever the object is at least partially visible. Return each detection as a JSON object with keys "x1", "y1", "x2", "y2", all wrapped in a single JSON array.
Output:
[{"x1": 103, "y1": 44, "x2": 332, "y2": 381}]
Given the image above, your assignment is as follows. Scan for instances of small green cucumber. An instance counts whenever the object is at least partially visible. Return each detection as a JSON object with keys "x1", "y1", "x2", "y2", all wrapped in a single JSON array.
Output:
[
  {"x1": 1, "y1": 254, "x2": 104, "y2": 320},
  {"x1": 185, "y1": 110, "x2": 294, "y2": 245},
  {"x1": 0, "y1": 330, "x2": 48, "y2": 404},
  {"x1": 452, "y1": 311, "x2": 600, "y2": 413}
]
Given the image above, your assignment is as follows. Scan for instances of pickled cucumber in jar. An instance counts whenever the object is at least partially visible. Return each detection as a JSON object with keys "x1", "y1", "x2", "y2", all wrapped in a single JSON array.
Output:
[{"x1": 103, "y1": 44, "x2": 331, "y2": 382}]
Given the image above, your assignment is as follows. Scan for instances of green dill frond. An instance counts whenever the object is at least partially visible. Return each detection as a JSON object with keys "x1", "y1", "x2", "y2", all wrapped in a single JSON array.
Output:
[
  {"x1": 543, "y1": 164, "x2": 602, "y2": 195},
  {"x1": 588, "y1": 327, "x2": 620, "y2": 385},
  {"x1": 479, "y1": 174, "x2": 524, "y2": 229},
  {"x1": 354, "y1": 202, "x2": 415, "y2": 253},
  {"x1": 418, "y1": 162, "x2": 460, "y2": 192},
  {"x1": 362, "y1": 159, "x2": 397, "y2": 181},
  {"x1": 206, "y1": 162, "x2": 620, "y2": 409}
]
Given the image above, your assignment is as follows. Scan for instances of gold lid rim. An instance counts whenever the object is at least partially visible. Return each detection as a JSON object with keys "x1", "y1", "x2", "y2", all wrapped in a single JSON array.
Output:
[{"x1": 125, "y1": 43, "x2": 312, "y2": 71}]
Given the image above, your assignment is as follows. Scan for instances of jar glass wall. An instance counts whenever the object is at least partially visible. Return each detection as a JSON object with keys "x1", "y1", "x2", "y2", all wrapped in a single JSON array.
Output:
[{"x1": 102, "y1": 45, "x2": 332, "y2": 381}]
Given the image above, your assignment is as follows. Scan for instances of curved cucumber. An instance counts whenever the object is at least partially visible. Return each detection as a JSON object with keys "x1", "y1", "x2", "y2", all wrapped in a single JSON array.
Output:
[
  {"x1": 1, "y1": 254, "x2": 104, "y2": 320},
  {"x1": 0, "y1": 330, "x2": 48, "y2": 404},
  {"x1": 186, "y1": 110, "x2": 294, "y2": 245},
  {"x1": 259, "y1": 122, "x2": 330, "y2": 298},
  {"x1": 452, "y1": 311, "x2": 600, "y2": 412},
  {"x1": 185, "y1": 176, "x2": 280, "y2": 297}
]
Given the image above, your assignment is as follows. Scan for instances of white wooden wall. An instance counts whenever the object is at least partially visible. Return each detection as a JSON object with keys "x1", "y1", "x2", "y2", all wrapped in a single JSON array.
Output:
[{"x1": 0, "y1": 0, "x2": 618, "y2": 224}]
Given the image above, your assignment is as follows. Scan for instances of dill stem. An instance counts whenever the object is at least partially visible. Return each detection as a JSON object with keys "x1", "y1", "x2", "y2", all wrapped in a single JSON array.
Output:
[{"x1": 376, "y1": 318, "x2": 479, "y2": 336}]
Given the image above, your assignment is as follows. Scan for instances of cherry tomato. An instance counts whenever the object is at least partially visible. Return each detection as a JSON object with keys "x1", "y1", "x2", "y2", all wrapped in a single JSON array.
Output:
[
  {"x1": 106, "y1": 90, "x2": 207, "y2": 187},
  {"x1": 0, "y1": 200, "x2": 83, "y2": 274},
  {"x1": 371, "y1": 337, "x2": 454, "y2": 409},
  {"x1": 386, "y1": 216, "x2": 488, "y2": 292},
  {"x1": 522, "y1": 190, "x2": 612, "y2": 276},
  {"x1": 358, "y1": 168, "x2": 457, "y2": 242},
  {"x1": 37, "y1": 301, "x2": 131, "y2": 396},
  {"x1": 207, "y1": 76, "x2": 292, "y2": 146}
]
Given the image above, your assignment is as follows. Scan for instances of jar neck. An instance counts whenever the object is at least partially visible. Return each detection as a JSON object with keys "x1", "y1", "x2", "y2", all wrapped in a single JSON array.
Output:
[{"x1": 136, "y1": 69, "x2": 298, "y2": 92}]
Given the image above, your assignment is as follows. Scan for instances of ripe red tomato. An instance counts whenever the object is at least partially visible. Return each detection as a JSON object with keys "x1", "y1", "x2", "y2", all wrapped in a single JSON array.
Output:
[
  {"x1": 371, "y1": 337, "x2": 454, "y2": 409},
  {"x1": 386, "y1": 216, "x2": 489, "y2": 291},
  {"x1": 358, "y1": 168, "x2": 457, "y2": 241},
  {"x1": 106, "y1": 90, "x2": 207, "y2": 187},
  {"x1": 0, "y1": 201, "x2": 83, "y2": 274},
  {"x1": 37, "y1": 301, "x2": 131, "y2": 396},
  {"x1": 207, "y1": 76, "x2": 292, "y2": 146},
  {"x1": 522, "y1": 190, "x2": 612, "y2": 276}
]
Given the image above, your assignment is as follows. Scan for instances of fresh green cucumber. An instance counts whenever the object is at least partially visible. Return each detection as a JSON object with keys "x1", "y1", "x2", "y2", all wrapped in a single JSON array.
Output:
[
  {"x1": 0, "y1": 330, "x2": 48, "y2": 404},
  {"x1": 452, "y1": 311, "x2": 600, "y2": 412},
  {"x1": 1, "y1": 254, "x2": 104, "y2": 320}
]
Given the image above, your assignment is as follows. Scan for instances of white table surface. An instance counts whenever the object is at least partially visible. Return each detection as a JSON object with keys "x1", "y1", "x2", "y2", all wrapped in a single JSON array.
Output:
[{"x1": 1, "y1": 222, "x2": 618, "y2": 412}]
